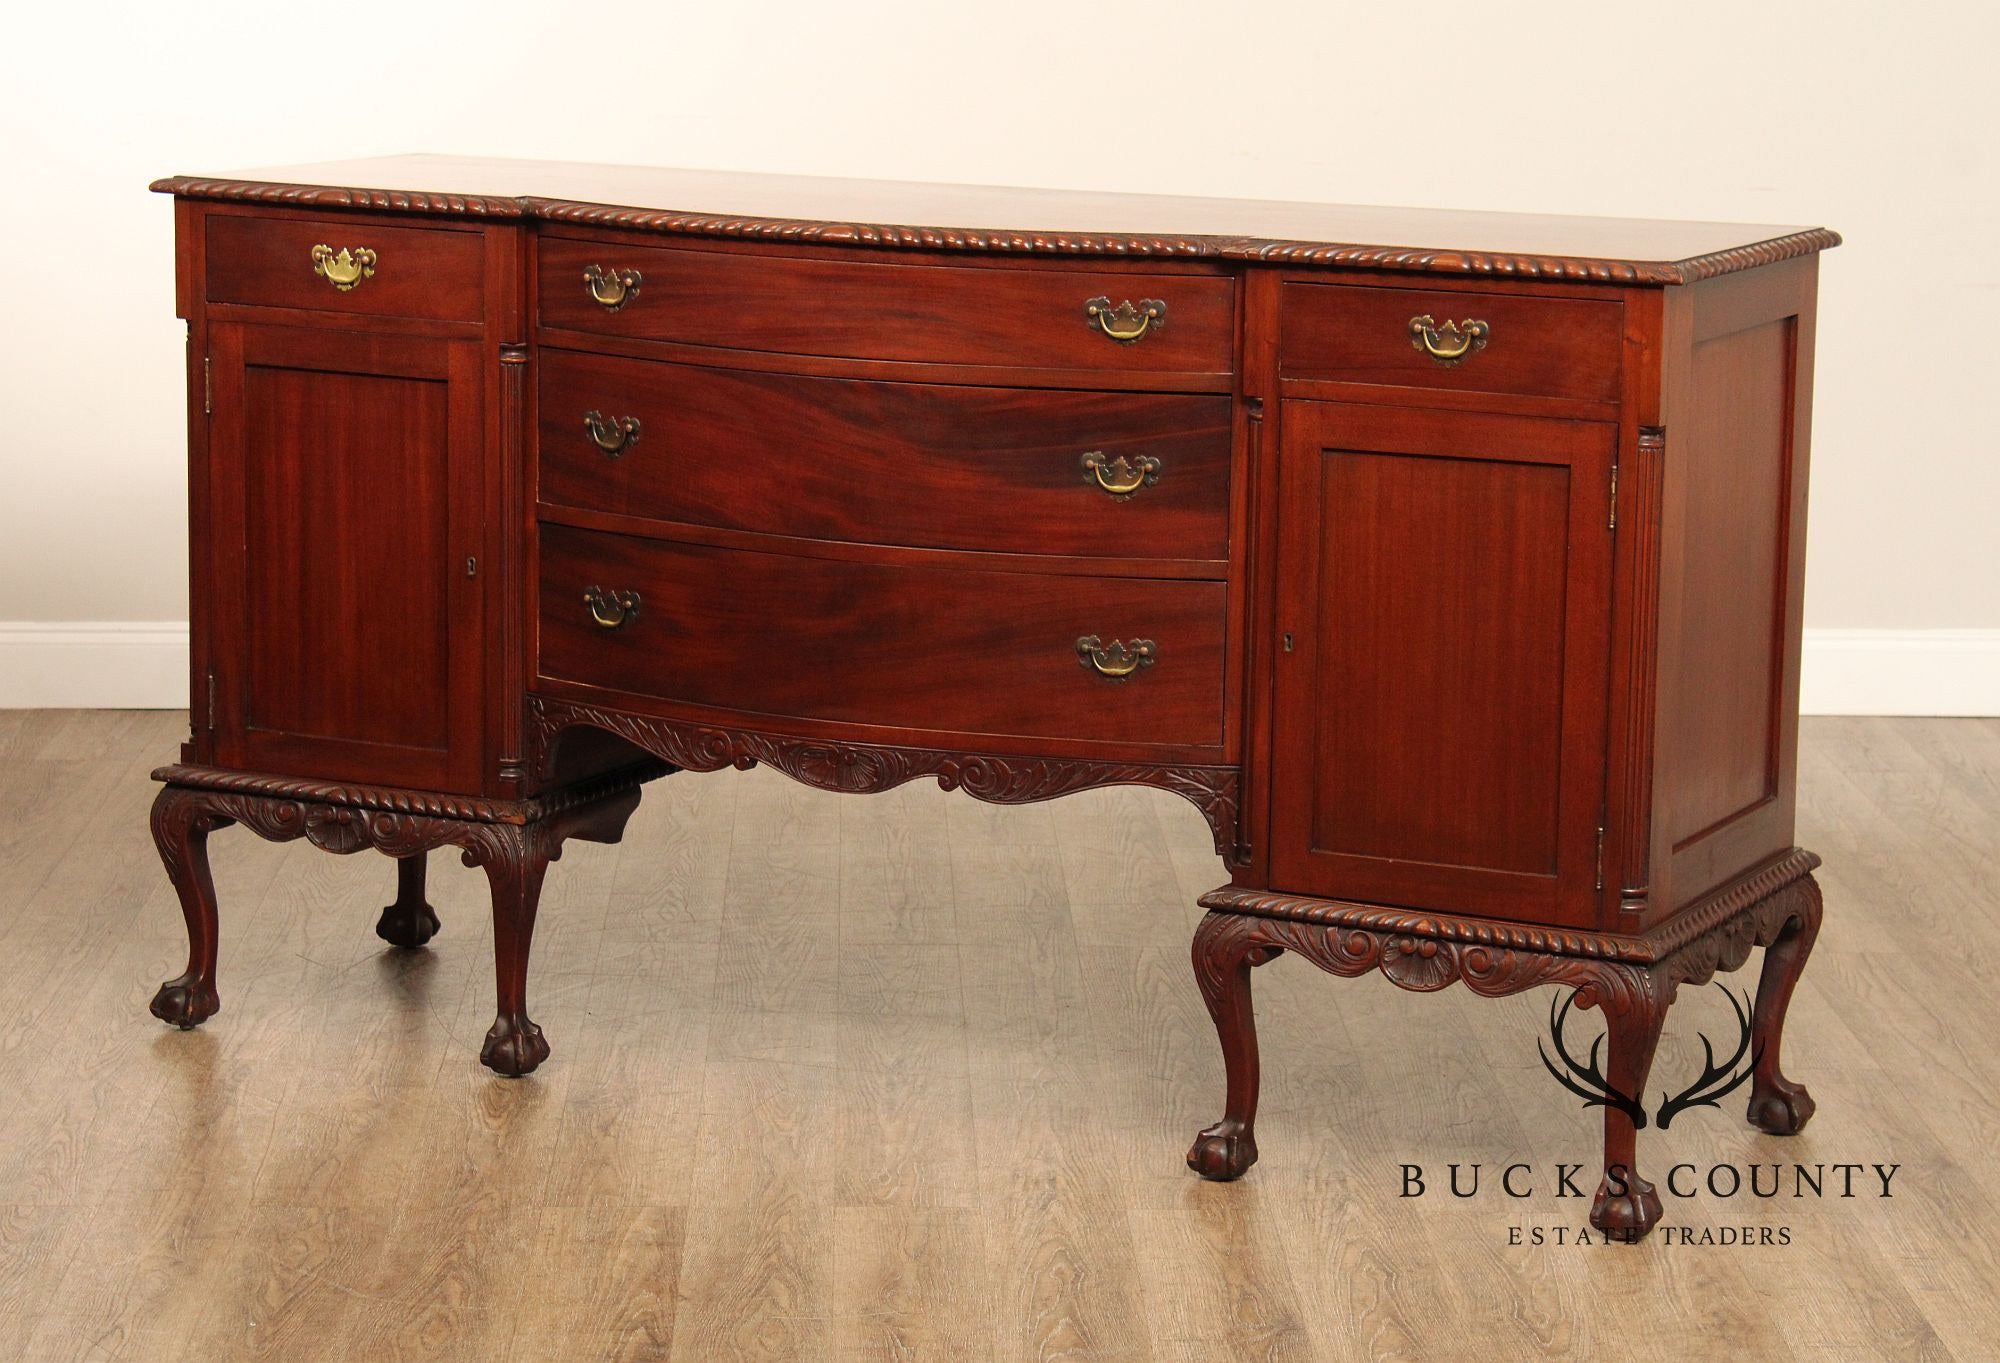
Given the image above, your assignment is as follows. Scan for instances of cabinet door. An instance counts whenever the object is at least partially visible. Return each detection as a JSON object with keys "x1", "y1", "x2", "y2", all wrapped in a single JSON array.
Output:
[
  {"x1": 206, "y1": 322, "x2": 486, "y2": 792},
  {"x1": 1270, "y1": 401, "x2": 1613, "y2": 925}
]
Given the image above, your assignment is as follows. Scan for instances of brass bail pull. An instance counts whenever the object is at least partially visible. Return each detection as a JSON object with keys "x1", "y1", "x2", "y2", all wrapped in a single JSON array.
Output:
[
  {"x1": 310, "y1": 244, "x2": 377, "y2": 292},
  {"x1": 584, "y1": 586, "x2": 641, "y2": 630},
  {"x1": 584, "y1": 264, "x2": 643, "y2": 311},
  {"x1": 1084, "y1": 296, "x2": 1167, "y2": 343},
  {"x1": 1080, "y1": 451, "x2": 1163, "y2": 499},
  {"x1": 584, "y1": 411, "x2": 641, "y2": 456},
  {"x1": 1408, "y1": 314, "x2": 1490, "y2": 366},
  {"x1": 1076, "y1": 635, "x2": 1157, "y2": 680}
]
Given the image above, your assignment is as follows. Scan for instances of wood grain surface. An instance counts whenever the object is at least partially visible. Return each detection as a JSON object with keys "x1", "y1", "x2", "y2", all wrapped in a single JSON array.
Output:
[
  {"x1": 205, "y1": 211, "x2": 486, "y2": 324},
  {"x1": 154, "y1": 155, "x2": 1839, "y2": 284},
  {"x1": 1268, "y1": 402, "x2": 1613, "y2": 925},
  {"x1": 1278, "y1": 281, "x2": 1624, "y2": 401},
  {"x1": 0, "y1": 710, "x2": 1990, "y2": 1360},
  {"x1": 536, "y1": 524, "x2": 1230, "y2": 754},
  {"x1": 536, "y1": 350, "x2": 1234, "y2": 561},
  {"x1": 206, "y1": 323, "x2": 488, "y2": 794},
  {"x1": 537, "y1": 238, "x2": 1237, "y2": 377}
]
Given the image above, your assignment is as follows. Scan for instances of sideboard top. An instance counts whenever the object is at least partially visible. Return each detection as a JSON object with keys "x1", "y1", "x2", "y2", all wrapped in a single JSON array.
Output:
[{"x1": 153, "y1": 154, "x2": 1838, "y2": 286}]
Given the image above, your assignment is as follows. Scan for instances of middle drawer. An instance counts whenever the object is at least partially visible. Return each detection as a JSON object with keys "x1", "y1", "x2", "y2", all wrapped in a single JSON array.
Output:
[{"x1": 538, "y1": 350, "x2": 1233, "y2": 561}]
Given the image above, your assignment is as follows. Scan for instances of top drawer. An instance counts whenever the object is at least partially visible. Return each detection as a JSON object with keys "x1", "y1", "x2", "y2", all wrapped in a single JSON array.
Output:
[
  {"x1": 205, "y1": 213, "x2": 486, "y2": 323},
  {"x1": 1280, "y1": 283, "x2": 1622, "y2": 402},
  {"x1": 538, "y1": 238, "x2": 1236, "y2": 377}
]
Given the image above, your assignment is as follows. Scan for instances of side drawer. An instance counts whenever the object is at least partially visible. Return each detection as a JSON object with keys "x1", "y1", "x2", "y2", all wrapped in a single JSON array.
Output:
[
  {"x1": 538, "y1": 350, "x2": 1233, "y2": 560},
  {"x1": 1280, "y1": 282, "x2": 1622, "y2": 401},
  {"x1": 537, "y1": 525, "x2": 1227, "y2": 751},
  {"x1": 537, "y1": 238, "x2": 1236, "y2": 376},
  {"x1": 205, "y1": 213, "x2": 486, "y2": 323}
]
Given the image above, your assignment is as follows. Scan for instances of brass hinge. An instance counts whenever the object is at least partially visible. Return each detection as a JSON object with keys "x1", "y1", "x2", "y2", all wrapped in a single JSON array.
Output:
[
  {"x1": 1608, "y1": 455, "x2": 1618, "y2": 530},
  {"x1": 203, "y1": 356, "x2": 212, "y2": 415},
  {"x1": 206, "y1": 672, "x2": 216, "y2": 731},
  {"x1": 1594, "y1": 824, "x2": 1606, "y2": 891}
]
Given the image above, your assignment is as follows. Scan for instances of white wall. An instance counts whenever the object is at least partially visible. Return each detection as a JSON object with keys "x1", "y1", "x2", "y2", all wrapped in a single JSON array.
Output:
[{"x1": 2, "y1": 0, "x2": 1994, "y2": 711}]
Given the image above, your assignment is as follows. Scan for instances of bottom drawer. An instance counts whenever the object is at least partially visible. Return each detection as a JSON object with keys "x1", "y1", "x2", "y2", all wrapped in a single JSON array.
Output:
[{"x1": 537, "y1": 524, "x2": 1227, "y2": 751}]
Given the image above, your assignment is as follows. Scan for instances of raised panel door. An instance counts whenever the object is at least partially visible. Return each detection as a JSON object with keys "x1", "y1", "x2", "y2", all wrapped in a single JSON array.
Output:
[
  {"x1": 1269, "y1": 401, "x2": 1614, "y2": 924},
  {"x1": 206, "y1": 322, "x2": 486, "y2": 792}
]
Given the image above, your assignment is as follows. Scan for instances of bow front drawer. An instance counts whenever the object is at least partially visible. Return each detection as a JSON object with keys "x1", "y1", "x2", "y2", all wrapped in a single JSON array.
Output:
[
  {"x1": 204, "y1": 213, "x2": 486, "y2": 322},
  {"x1": 538, "y1": 351, "x2": 1233, "y2": 561},
  {"x1": 1281, "y1": 282, "x2": 1623, "y2": 401},
  {"x1": 537, "y1": 525, "x2": 1227, "y2": 753},
  {"x1": 537, "y1": 238, "x2": 1236, "y2": 377}
]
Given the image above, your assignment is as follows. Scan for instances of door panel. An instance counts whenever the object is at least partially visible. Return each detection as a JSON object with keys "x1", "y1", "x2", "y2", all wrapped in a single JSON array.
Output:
[
  {"x1": 208, "y1": 323, "x2": 486, "y2": 792},
  {"x1": 1270, "y1": 402, "x2": 1614, "y2": 925}
]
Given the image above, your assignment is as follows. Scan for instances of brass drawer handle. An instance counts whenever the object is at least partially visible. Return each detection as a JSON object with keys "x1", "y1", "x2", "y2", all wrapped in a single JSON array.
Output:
[
  {"x1": 1080, "y1": 451, "x2": 1162, "y2": 499},
  {"x1": 310, "y1": 244, "x2": 377, "y2": 292},
  {"x1": 584, "y1": 586, "x2": 641, "y2": 630},
  {"x1": 1084, "y1": 296, "x2": 1166, "y2": 344},
  {"x1": 1076, "y1": 635, "x2": 1156, "y2": 680},
  {"x1": 584, "y1": 410, "x2": 641, "y2": 457},
  {"x1": 1409, "y1": 314, "x2": 1489, "y2": 366},
  {"x1": 584, "y1": 264, "x2": 643, "y2": 311}
]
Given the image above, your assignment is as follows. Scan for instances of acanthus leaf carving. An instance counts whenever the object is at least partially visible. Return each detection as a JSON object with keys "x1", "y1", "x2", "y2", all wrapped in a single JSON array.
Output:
[
  {"x1": 1194, "y1": 862, "x2": 1818, "y2": 1011},
  {"x1": 1198, "y1": 847, "x2": 1820, "y2": 965},
  {"x1": 529, "y1": 696, "x2": 1243, "y2": 864},
  {"x1": 150, "y1": 765, "x2": 658, "y2": 869}
]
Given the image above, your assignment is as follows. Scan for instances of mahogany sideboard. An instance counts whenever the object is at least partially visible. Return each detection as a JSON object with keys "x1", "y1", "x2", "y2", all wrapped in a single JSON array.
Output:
[{"x1": 146, "y1": 156, "x2": 1837, "y2": 1240}]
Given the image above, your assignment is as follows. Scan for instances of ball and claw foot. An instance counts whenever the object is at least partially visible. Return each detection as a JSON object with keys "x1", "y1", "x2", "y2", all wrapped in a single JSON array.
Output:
[
  {"x1": 480, "y1": 1014, "x2": 550, "y2": 1077},
  {"x1": 1590, "y1": 1172, "x2": 1663, "y2": 1241},
  {"x1": 1187, "y1": 1121, "x2": 1258, "y2": 1181},
  {"x1": 1747, "y1": 1079, "x2": 1816, "y2": 1136},
  {"x1": 149, "y1": 973, "x2": 219, "y2": 1030},
  {"x1": 375, "y1": 899, "x2": 442, "y2": 949}
]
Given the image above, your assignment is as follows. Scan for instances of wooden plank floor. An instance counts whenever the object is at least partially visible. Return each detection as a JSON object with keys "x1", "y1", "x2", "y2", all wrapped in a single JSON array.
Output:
[{"x1": 0, "y1": 710, "x2": 1994, "y2": 1361}]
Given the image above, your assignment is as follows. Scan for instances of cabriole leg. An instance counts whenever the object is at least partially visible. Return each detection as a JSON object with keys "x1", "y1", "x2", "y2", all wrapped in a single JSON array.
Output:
[
  {"x1": 1587, "y1": 965, "x2": 1669, "y2": 1241},
  {"x1": 469, "y1": 785, "x2": 642, "y2": 1077},
  {"x1": 1747, "y1": 874, "x2": 1823, "y2": 1135},
  {"x1": 148, "y1": 785, "x2": 225, "y2": 1029},
  {"x1": 1187, "y1": 911, "x2": 1282, "y2": 1181},
  {"x1": 475, "y1": 826, "x2": 553, "y2": 1077},
  {"x1": 375, "y1": 851, "x2": 441, "y2": 948}
]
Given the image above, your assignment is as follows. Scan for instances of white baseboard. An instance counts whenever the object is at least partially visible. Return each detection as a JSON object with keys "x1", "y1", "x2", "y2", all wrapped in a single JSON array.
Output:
[
  {"x1": 1, "y1": 622, "x2": 1996, "y2": 716},
  {"x1": 1795, "y1": 628, "x2": 2000, "y2": 717},
  {"x1": 0, "y1": 622, "x2": 191, "y2": 710}
]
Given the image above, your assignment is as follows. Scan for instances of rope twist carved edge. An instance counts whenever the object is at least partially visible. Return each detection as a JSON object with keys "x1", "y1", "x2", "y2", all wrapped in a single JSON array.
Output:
[
  {"x1": 1199, "y1": 847, "x2": 1819, "y2": 965},
  {"x1": 150, "y1": 783, "x2": 532, "y2": 868},
  {"x1": 1194, "y1": 869, "x2": 1822, "y2": 1015},
  {"x1": 149, "y1": 178, "x2": 1839, "y2": 284},
  {"x1": 150, "y1": 760, "x2": 669, "y2": 827}
]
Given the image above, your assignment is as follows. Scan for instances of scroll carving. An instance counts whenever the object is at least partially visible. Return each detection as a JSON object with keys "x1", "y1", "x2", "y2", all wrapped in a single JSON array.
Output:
[
  {"x1": 1198, "y1": 847, "x2": 1820, "y2": 965},
  {"x1": 529, "y1": 695, "x2": 1243, "y2": 863}
]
